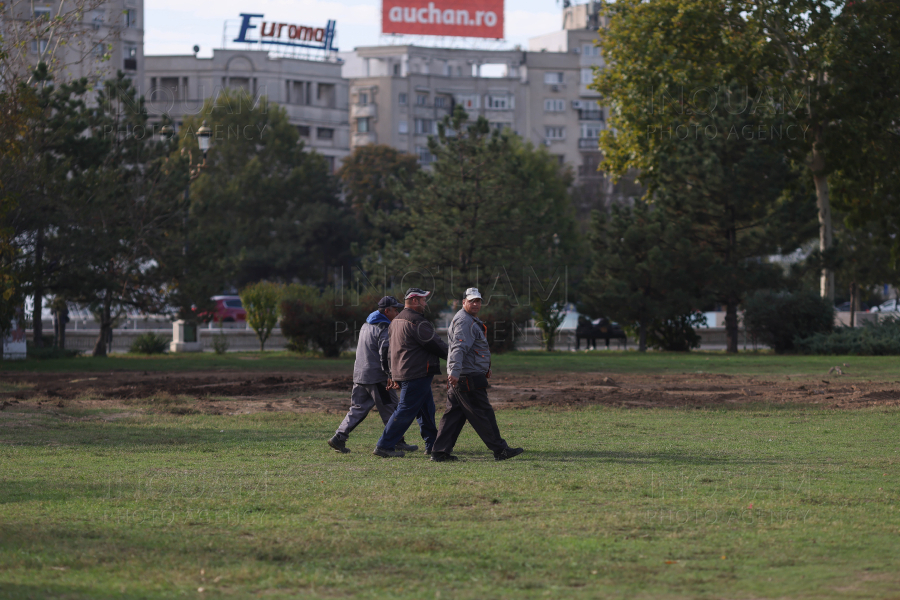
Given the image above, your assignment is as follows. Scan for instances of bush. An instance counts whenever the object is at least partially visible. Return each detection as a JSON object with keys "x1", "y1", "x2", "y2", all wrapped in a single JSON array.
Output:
[
  {"x1": 280, "y1": 287, "x2": 378, "y2": 357},
  {"x1": 129, "y1": 332, "x2": 169, "y2": 355},
  {"x1": 743, "y1": 290, "x2": 833, "y2": 353},
  {"x1": 26, "y1": 343, "x2": 80, "y2": 359},
  {"x1": 796, "y1": 317, "x2": 900, "y2": 355},
  {"x1": 646, "y1": 312, "x2": 706, "y2": 352},
  {"x1": 478, "y1": 302, "x2": 532, "y2": 354},
  {"x1": 211, "y1": 328, "x2": 230, "y2": 355},
  {"x1": 240, "y1": 281, "x2": 285, "y2": 352}
]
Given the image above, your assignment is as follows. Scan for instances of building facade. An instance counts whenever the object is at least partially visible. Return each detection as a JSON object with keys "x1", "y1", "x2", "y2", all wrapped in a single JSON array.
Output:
[{"x1": 144, "y1": 50, "x2": 350, "y2": 171}]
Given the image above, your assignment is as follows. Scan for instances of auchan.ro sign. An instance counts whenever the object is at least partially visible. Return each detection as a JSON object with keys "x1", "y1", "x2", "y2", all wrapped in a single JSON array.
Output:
[{"x1": 233, "y1": 14, "x2": 338, "y2": 51}]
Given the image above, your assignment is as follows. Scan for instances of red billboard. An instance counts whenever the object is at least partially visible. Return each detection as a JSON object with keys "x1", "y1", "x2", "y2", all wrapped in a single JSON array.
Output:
[{"x1": 383, "y1": 0, "x2": 504, "y2": 39}]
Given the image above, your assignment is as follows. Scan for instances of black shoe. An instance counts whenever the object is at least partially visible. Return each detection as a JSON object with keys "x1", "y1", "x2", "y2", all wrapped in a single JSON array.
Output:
[
  {"x1": 431, "y1": 451, "x2": 459, "y2": 462},
  {"x1": 494, "y1": 447, "x2": 524, "y2": 461},
  {"x1": 327, "y1": 436, "x2": 350, "y2": 454},
  {"x1": 423, "y1": 446, "x2": 433, "y2": 455},
  {"x1": 396, "y1": 440, "x2": 419, "y2": 452},
  {"x1": 373, "y1": 446, "x2": 405, "y2": 458}
]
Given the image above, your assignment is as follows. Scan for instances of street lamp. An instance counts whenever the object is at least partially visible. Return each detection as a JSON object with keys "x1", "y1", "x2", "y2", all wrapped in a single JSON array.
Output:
[{"x1": 197, "y1": 121, "x2": 212, "y2": 159}]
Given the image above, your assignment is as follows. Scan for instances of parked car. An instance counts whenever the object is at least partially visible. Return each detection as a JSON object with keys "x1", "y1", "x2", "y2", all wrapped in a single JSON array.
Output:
[
  {"x1": 834, "y1": 301, "x2": 870, "y2": 312},
  {"x1": 871, "y1": 298, "x2": 899, "y2": 313},
  {"x1": 209, "y1": 295, "x2": 247, "y2": 323}
]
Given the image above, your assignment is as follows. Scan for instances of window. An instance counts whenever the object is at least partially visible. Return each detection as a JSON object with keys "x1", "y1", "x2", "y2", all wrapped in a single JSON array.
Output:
[
  {"x1": 297, "y1": 125, "x2": 310, "y2": 137},
  {"x1": 416, "y1": 146, "x2": 433, "y2": 165},
  {"x1": 125, "y1": 9, "x2": 137, "y2": 28},
  {"x1": 399, "y1": 120, "x2": 408, "y2": 134},
  {"x1": 457, "y1": 66, "x2": 463, "y2": 77},
  {"x1": 416, "y1": 94, "x2": 428, "y2": 106},
  {"x1": 398, "y1": 92, "x2": 408, "y2": 105},
  {"x1": 486, "y1": 96, "x2": 511, "y2": 110},
  {"x1": 455, "y1": 94, "x2": 479, "y2": 110},
  {"x1": 544, "y1": 99, "x2": 565, "y2": 112},
  {"x1": 489, "y1": 122, "x2": 511, "y2": 132},
  {"x1": 434, "y1": 96, "x2": 448, "y2": 108},
  {"x1": 229, "y1": 77, "x2": 250, "y2": 91},
  {"x1": 34, "y1": 6, "x2": 51, "y2": 20},
  {"x1": 317, "y1": 127, "x2": 334, "y2": 140},
  {"x1": 124, "y1": 43, "x2": 138, "y2": 59},
  {"x1": 583, "y1": 44, "x2": 600, "y2": 57},
  {"x1": 92, "y1": 42, "x2": 107, "y2": 59},
  {"x1": 290, "y1": 81, "x2": 310, "y2": 105},
  {"x1": 545, "y1": 126, "x2": 565, "y2": 140},
  {"x1": 224, "y1": 299, "x2": 243, "y2": 309},
  {"x1": 358, "y1": 92, "x2": 368, "y2": 105},
  {"x1": 393, "y1": 63, "x2": 401, "y2": 75},
  {"x1": 357, "y1": 118, "x2": 370, "y2": 133},
  {"x1": 544, "y1": 72, "x2": 564, "y2": 85},
  {"x1": 581, "y1": 68, "x2": 594, "y2": 85},
  {"x1": 317, "y1": 83, "x2": 336, "y2": 108},
  {"x1": 324, "y1": 156, "x2": 335, "y2": 173},
  {"x1": 124, "y1": 42, "x2": 138, "y2": 70},
  {"x1": 31, "y1": 40, "x2": 49, "y2": 54},
  {"x1": 581, "y1": 123, "x2": 604, "y2": 139},
  {"x1": 414, "y1": 119, "x2": 434, "y2": 135}
]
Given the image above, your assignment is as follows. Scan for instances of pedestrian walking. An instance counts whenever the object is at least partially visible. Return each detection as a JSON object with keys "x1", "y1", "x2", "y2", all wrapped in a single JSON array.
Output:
[
  {"x1": 373, "y1": 288, "x2": 448, "y2": 458},
  {"x1": 431, "y1": 288, "x2": 524, "y2": 462},
  {"x1": 327, "y1": 296, "x2": 418, "y2": 454}
]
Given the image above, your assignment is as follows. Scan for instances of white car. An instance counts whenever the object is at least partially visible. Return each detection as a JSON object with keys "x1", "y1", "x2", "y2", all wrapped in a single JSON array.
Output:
[{"x1": 871, "y1": 298, "x2": 900, "y2": 313}]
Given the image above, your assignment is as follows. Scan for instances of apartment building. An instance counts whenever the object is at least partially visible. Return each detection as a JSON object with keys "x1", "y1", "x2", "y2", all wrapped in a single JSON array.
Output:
[
  {"x1": 5, "y1": 0, "x2": 144, "y2": 87},
  {"x1": 144, "y1": 50, "x2": 350, "y2": 171}
]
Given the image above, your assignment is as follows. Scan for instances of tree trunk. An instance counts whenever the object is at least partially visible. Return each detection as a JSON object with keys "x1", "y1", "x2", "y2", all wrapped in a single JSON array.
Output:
[
  {"x1": 259, "y1": 338, "x2": 265, "y2": 352},
  {"x1": 638, "y1": 315, "x2": 647, "y2": 352},
  {"x1": 811, "y1": 144, "x2": 834, "y2": 301},
  {"x1": 93, "y1": 296, "x2": 112, "y2": 357},
  {"x1": 849, "y1": 281, "x2": 857, "y2": 328},
  {"x1": 58, "y1": 307, "x2": 67, "y2": 350},
  {"x1": 725, "y1": 299, "x2": 739, "y2": 354},
  {"x1": 33, "y1": 228, "x2": 44, "y2": 347}
]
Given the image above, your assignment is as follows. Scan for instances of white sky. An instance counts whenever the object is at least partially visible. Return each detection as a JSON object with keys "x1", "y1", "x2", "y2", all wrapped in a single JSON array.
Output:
[{"x1": 144, "y1": 0, "x2": 567, "y2": 57}]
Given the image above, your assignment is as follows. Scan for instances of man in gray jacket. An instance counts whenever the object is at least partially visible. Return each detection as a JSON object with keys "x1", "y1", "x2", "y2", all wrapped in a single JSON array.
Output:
[
  {"x1": 431, "y1": 287, "x2": 524, "y2": 462},
  {"x1": 327, "y1": 296, "x2": 418, "y2": 453}
]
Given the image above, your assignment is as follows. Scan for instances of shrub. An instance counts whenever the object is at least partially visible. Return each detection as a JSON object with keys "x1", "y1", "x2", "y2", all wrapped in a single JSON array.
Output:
[
  {"x1": 129, "y1": 332, "x2": 169, "y2": 355},
  {"x1": 211, "y1": 327, "x2": 230, "y2": 355},
  {"x1": 796, "y1": 317, "x2": 900, "y2": 355},
  {"x1": 280, "y1": 287, "x2": 378, "y2": 357},
  {"x1": 646, "y1": 312, "x2": 706, "y2": 352},
  {"x1": 240, "y1": 281, "x2": 285, "y2": 352},
  {"x1": 743, "y1": 290, "x2": 833, "y2": 353},
  {"x1": 26, "y1": 343, "x2": 81, "y2": 359}
]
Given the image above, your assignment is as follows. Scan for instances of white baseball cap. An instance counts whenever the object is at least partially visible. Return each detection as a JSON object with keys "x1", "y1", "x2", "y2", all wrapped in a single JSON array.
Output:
[{"x1": 464, "y1": 287, "x2": 482, "y2": 301}]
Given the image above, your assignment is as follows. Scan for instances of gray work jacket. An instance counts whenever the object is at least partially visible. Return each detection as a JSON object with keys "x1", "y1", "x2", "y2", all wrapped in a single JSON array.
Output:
[
  {"x1": 447, "y1": 309, "x2": 491, "y2": 379},
  {"x1": 353, "y1": 321, "x2": 390, "y2": 384}
]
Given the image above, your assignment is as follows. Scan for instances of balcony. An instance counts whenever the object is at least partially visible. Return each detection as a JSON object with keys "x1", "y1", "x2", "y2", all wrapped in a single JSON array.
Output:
[
  {"x1": 578, "y1": 138, "x2": 600, "y2": 149},
  {"x1": 350, "y1": 104, "x2": 377, "y2": 119},
  {"x1": 351, "y1": 132, "x2": 377, "y2": 147},
  {"x1": 578, "y1": 110, "x2": 604, "y2": 121}
]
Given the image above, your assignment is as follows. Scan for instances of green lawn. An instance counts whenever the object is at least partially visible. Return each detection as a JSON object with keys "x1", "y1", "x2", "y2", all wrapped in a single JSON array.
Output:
[
  {"x1": 3, "y1": 349, "x2": 900, "y2": 380},
  {"x1": 2, "y1": 401, "x2": 899, "y2": 599}
]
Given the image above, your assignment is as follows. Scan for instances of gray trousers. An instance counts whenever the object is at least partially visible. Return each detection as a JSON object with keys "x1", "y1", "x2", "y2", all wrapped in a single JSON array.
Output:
[{"x1": 334, "y1": 383, "x2": 400, "y2": 441}]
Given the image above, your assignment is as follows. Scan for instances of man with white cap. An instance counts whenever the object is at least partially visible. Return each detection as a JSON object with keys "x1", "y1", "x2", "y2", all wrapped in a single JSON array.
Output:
[
  {"x1": 431, "y1": 287, "x2": 524, "y2": 462},
  {"x1": 327, "y1": 295, "x2": 418, "y2": 454},
  {"x1": 372, "y1": 287, "x2": 449, "y2": 458}
]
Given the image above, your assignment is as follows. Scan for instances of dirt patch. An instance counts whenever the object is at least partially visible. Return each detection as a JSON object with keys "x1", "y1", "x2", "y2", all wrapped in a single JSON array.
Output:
[{"x1": 1, "y1": 369, "x2": 898, "y2": 416}]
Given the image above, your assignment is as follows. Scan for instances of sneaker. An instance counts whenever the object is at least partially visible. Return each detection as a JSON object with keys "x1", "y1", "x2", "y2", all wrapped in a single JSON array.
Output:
[
  {"x1": 430, "y1": 451, "x2": 459, "y2": 462},
  {"x1": 494, "y1": 447, "x2": 524, "y2": 461},
  {"x1": 373, "y1": 447, "x2": 405, "y2": 458},
  {"x1": 396, "y1": 440, "x2": 419, "y2": 452},
  {"x1": 327, "y1": 436, "x2": 350, "y2": 454}
]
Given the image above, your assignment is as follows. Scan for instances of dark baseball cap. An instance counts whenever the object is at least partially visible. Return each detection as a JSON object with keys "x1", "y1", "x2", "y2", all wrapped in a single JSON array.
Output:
[
  {"x1": 377, "y1": 295, "x2": 403, "y2": 310},
  {"x1": 404, "y1": 287, "x2": 431, "y2": 299}
]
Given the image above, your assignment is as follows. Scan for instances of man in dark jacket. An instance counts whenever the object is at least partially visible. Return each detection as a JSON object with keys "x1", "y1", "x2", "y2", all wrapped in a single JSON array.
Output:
[
  {"x1": 327, "y1": 296, "x2": 418, "y2": 453},
  {"x1": 431, "y1": 287, "x2": 524, "y2": 462},
  {"x1": 373, "y1": 288, "x2": 449, "y2": 458}
]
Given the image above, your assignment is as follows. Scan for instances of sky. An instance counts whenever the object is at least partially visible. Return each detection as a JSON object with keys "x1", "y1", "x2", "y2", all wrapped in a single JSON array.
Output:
[{"x1": 144, "y1": 0, "x2": 568, "y2": 57}]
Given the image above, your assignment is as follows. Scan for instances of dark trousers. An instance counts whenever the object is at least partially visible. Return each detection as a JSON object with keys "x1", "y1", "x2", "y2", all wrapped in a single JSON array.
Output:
[
  {"x1": 433, "y1": 383, "x2": 508, "y2": 454},
  {"x1": 377, "y1": 376, "x2": 438, "y2": 451},
  {"x1": 334, "y1": 383, "x2": 399, "y2": 442}
]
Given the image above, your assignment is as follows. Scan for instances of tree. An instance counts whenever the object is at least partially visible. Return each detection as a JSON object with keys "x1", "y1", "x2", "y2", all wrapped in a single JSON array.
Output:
[
  {"x1": 368, "y1": 106, "x2": 581, "y2": 312},
  {"x1": 181, "y1": 90, "x2": 355, "y2": 290},
  {"x1": 240, "y1": 281, "x2": 283, "y2": 352},
  {"x1": 581, "y1": 202, "x2": 707, "y2": 352}
]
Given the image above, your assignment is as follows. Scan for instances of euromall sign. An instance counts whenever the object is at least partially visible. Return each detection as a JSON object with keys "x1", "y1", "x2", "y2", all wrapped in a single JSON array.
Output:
[{"x1": 233, "y1": 14, "x2": 338, "y2": 51}]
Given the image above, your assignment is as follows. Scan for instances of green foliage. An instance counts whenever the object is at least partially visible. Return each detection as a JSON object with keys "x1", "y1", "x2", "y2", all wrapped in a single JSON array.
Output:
[
  {"x1": 531, "y1": 294, "x2": 566, "y2": 352},
  {"x1": 646, "y1": 312, "x2": 707, "y2": 352},
  {"x1": 796, "y1": 318, "x2": 900, "y2": 356},
  {"x1": 279, "y1": 288, "x2": 378, "y2": 357},
  {"x1": 211, "y1": 327, "x2": 230, "y2": 355},
  {"x1": 743, "y1": 290, "x2": 834, "y2": 353},
  {"x1": 240, "y1": 281, "x2": 284, "y2": 352},
  {"x1": 581, "y1": 202, "x2": 706, "y2": 352},
  {"x1": 478, "y1": 302, "x2": 532, "y2": 354},
  {"x1": 129, "y1": 332, "x2": 169, "y2": 355}
]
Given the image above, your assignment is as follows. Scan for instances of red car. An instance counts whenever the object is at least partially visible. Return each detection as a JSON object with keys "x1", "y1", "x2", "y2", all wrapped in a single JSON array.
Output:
[{"x1": 210, "y1": 295, "x2": 247, "y2": 323}]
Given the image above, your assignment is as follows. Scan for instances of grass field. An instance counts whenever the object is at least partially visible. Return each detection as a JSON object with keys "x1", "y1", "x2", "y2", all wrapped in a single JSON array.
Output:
[{"x1": 2, "y1": 352, "x2": 900, "y2": 598}]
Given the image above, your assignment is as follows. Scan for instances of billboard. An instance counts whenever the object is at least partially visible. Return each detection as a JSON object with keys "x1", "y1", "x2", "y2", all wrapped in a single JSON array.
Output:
[
  {"x1": 233, "y1": 14, "x2": 338, "y2": 51},
  {"x1": 383, "y1": 0, "x2": 504, "y2": 39}
]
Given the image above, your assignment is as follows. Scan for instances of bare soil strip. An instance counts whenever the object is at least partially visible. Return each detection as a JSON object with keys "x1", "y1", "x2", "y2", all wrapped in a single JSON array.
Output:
[{"x1": 2, "y1": 369, "x2": 898, "y2": 416}]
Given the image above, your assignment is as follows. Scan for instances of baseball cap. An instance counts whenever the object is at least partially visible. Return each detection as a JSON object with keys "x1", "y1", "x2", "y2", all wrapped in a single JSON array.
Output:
[
  {"x1": 377, "y1": 295, "x2": 403, "y2": 310},
  {"x1": 464, "y1": 287, "x2": 482, "y2": 301},
  {"x1": 404, "y1": 287, "x2": 431, "y2": 300}
]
